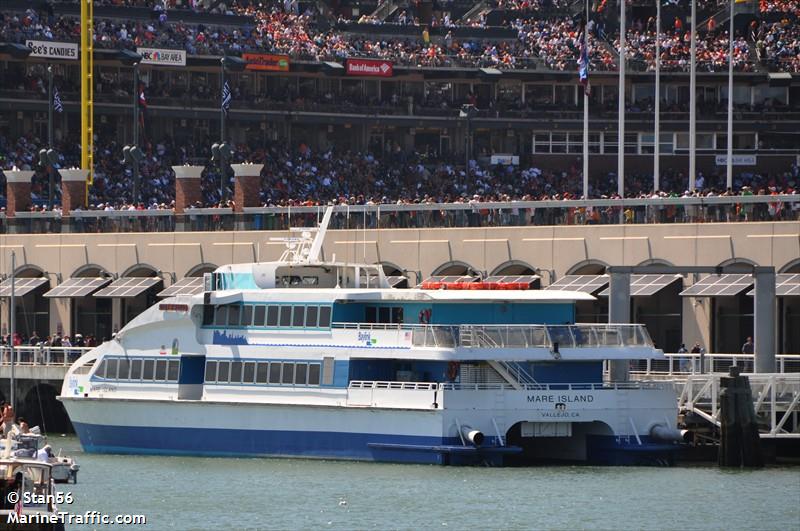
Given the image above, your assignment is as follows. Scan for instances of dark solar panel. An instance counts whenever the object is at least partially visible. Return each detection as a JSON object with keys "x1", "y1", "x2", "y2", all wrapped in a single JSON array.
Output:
[
  {"x1": 680, "y1": 274, "x2": 753, "y2": 297},
  {"x1": 94, "y1": 277, "x2": 162, "y2": 298},
  {"x1": 385, "y1": 276, "x2": 408, "y2": 288},
  {"x1": 483, "y1": 275, "x2": 540, "y2": 287},
  {"x1": 0, "y1": 277, "x2": 49, "y2": 298},
  {"x1": 544, "y1": 275, "x2": 609, "y2": 293},
  {"x1": 157, "y1": 276, "x2": 206, "y2": 298},
  {"x1": 745, "y1": 273, "x2": 800, "y2": 297},
  {"x1": 598, "y1": 274, "x2": 682, "y2": 297},
  {"x1": 419, "y1": 276, "x2": 478, "y2": 286},
  {"x1": 44, "y1": 277, "x2": 112, "y2": 298}
]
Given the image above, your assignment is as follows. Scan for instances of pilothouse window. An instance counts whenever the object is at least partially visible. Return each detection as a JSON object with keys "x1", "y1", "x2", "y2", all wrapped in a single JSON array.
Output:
[
  {"x1": 205, "y1": 361, "x2": 218, "y2": 382},
  {"x1": 319, "y1": 307, "x2": 332, "y2": 328},
  {"x1": 267, "y1": 306, "x2": 279, "y2": 327},
  {"x1": 254, "y1": 306, "x2": 266, "y2": 326},
  {"x1": 292, "y1": 306, "x2": 305, "y2": 327},
  {"x1": 279, "y1": 307, "x2": 292, "y2": 327}
]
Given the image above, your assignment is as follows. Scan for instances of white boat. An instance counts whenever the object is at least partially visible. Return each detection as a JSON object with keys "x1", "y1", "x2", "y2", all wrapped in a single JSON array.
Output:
[
  {"x1": 0, "y1": 433, "x2": 79, "y2": 484},
  {"x1": 0, "y1": 458, "x2": 66, "y2": 530},
  {"x1": 59, "y1": 208, "x2": 682, "y2": 465}
]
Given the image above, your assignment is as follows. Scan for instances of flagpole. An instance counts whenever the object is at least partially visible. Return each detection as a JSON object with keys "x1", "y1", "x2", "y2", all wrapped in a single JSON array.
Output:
[
  {"x1": 726, "y1": 0, "x2": 734, "y2": 190},
  {"x1": 132, "y1": 62, "x2": 140, "y2": 205},
  {"x1": 582, "y1": 0, "x2": 589, "y2": 199},
  {"x1": 618, "y1": 0, "x2": 626, "y2": 199},
  {"x1": 220, "y1": 58, "x2": 227, "y2": 202},
  {"x1": 47, "y1": 66, "x2": 54, "y2": 209},
  {"x1": 654, "y1": 0, "x2": 661, "y2": 192},
  {"x1": 689, "y1": 0, "x2": 697, "y2": 192}
]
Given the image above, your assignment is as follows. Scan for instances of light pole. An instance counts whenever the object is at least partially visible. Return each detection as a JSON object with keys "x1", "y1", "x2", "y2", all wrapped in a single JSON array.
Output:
[
  {"x1": 118, "y1": 50, "x2": 144, "y2": 204},
  {"x1": 39, "y1": 66, "x2": 60, "y2": 208},
  {"x1": 460, "y1": 104, "x2": 477, "y2": 179},
  {"x1": 213, "y1": 55, "x2": 246, "y2": 203}
]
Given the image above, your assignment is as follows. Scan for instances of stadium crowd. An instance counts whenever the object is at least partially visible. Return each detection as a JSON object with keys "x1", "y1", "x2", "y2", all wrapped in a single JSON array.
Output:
[
  {"x1": 2, "y1": 133, "x2": 798, "y2": 215},
  {"x1": 1, "y1": 1, "x2": 798, "y2": 72}
]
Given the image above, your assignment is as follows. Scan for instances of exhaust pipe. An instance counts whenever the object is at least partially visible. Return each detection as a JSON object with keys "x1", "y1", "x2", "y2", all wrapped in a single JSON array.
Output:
[
  {"x1": 461, "y1": 425, "x2": 484, "y2": 447},
  {"x1": 649, "y1": 423, "x2": 691, "y2": 443}
]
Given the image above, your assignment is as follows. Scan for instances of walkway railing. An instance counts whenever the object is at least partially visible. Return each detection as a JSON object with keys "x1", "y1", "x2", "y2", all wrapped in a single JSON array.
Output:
[
  {"x1": 3, "y1": 194, "x2": 798, "y2": 234},
  {"x1": 0, "y1": 346, "x2": 92, "y2": 367},
  {"x1": 629, "y1": 353, "x2": 800, "y2": 376},
  {"x1": 333, "y1": 322, "x2": 654, "y2": 349}
]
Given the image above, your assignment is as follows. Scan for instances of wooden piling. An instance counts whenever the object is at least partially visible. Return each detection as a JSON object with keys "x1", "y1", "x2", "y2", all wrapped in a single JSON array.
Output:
[{"x1": 718, "y1": 366, "x2": 764, "y2": 468}]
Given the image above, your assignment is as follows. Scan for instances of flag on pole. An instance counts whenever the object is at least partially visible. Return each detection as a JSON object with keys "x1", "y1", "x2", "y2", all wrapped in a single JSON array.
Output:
[
  {"x1": 578, "y1": 30, "x2": 591, "y2": 96},
  {"x1": 221, "y1": 80, "x2": 231, "y2": 114},
  {"x1": 53, "y1": 86, "x2": 63, "y2": 113}
]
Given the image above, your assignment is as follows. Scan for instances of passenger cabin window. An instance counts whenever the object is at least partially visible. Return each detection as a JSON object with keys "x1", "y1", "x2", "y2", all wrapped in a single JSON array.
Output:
[
  {"x1": 365, "y1": 306, "x2": 404, "y2": 324},
  {"x1": 203, "y1": 358, "x2": 323, "y2": 386},
  {"x1": 93, "y1": 357, "x2": 180, "y2": 383},
  {"x1": 203, "y1": 303, "x2": 333, "y2": 329}
]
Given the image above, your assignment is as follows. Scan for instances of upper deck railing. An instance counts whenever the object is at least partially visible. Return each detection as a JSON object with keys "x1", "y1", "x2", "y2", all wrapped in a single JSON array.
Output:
[
  {"x1": 332, "y1": 322, "x2": 654, "y2": 350},
  {"x1": 4, "y1": 194, "x2": 798, "y2": 234}
]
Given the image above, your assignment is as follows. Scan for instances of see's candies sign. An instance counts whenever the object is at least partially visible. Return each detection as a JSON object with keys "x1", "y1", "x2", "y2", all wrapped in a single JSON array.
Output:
[{"x1": 346, "y1": 58, "x2": 393, "y2": 77}]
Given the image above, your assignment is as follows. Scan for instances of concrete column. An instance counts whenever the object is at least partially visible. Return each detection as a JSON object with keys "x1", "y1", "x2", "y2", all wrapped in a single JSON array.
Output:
[
  {"x1": 172, "y1": 165, "x2": 205, "y2": 231},
  {"x1": 608, "y1": 270, "x2": 631, "y2": 382},
  {"x1": 2, "y1": 170, "x2": 34, "y2": 231},
  {"x1": 58, "y1": 168, "x2": 89, "y2": 215},
  {"x1": 231, "y1": 163, "x2": 264, "y2": 230},
  {"x1": 754, "y1": 267, "x2": 776, "y2": 373}
]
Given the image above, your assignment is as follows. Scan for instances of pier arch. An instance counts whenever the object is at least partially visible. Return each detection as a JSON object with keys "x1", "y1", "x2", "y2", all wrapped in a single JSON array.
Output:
[
  {"x1": 711, "y1": 258, "x2": 758, "y2": 353},
  {"x1": 632, "y1": 259, "x2": 683, "y2": 352},
  {"x1": 779, "y1": 261, "x2": 800, "y2": 354},
  {"x1": 2, "y1": 265, "x2": 50, "y2": 340},
  {"x1": 431, "y1": 261, "x2": 478, "y2": 277},
  {"x1": 378, "y1": 262, "x2": 411, "y2": 288},
  {"x1": 185, "y1": 263, "x2": 218, "y2": 278},
  {"x1": 21, "y1": 382, "x2": 71, "y2": 434},
  {"x1": 491, "y1": 260, "x2": 537, "y2": 276},
  {"x1": 114, "y1": 265, "x2": 163, "y2": 327},
  {"x1": 68, "y1": 265, "x2": 113, "y2": 342},
  {"x1": 566, "y1": 260, "x2": 608, "y2": 275}
]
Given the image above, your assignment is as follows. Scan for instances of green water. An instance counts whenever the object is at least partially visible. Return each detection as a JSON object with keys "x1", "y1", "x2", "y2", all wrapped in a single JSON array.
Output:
[{"x1": 44, "y1": 437, "x2": 799, "y2": 530}]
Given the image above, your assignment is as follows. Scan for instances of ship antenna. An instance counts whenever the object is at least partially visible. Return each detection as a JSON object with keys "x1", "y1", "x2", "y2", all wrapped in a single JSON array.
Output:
[{"x1": 306, "y1": 207, "x2": 332, "y2": 263}]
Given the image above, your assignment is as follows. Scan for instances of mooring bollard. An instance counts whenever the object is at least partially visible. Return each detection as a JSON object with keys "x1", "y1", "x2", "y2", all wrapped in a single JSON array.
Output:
[{"x1": 718, "y1": 366, "x2": 764, "y2": 468}]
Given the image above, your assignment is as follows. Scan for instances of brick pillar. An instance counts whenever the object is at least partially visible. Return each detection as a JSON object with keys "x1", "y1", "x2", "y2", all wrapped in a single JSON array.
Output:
[
  {"x1": 58, "y1": 168, "x2": 89, "y2": 216},
  {"x1": 231, "y1": 163, "x2": 264, "y2": 213},
  {"x1": 3, "y1": 170, "x2": 34, "y2": 218},
  {"x1": 172, "y1": 165, "x2": 204, "y2": 214}
]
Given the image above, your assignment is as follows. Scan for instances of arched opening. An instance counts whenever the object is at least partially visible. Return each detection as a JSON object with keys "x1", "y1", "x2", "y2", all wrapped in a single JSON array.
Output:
[
  {"x1": 712, "y1": 259, "x2": 757, "y2": 353},
  {"x1": 109, "y1": 265, "x2": 163, "y2": 327},
  {"x1": 562, "y1": 261, "x2": 609, "y2": 324},
  {"x1": 431, "y1": 261, "x2": 477, "y2": 277},
  {"x1": 185, "y1": 263, "x2": 218, "y2": 278},
  {"x1": 567, "y1": 260, "x2": 608, "y2": 275},
  {"x1": 21, "y1": 383, "x2": 72, "y2": 434},
  {"x1": 70, "y1": 265, "x2": 113, "y2": 344},
  {"x1": 630, "y1": 260, "x2": 683, "y2": 352},
  {"x1": 491, "y1": 261, "x2": 536, "y2": 276},
  {"x1": 779, "y1": 261, "x2": 800, "y2": 354},
  {"x1": 378, "y1": 262, "x2": 409, "y2": 288},
  {"x1": 1, "y1": 266, "x2": 50, "y2": 341},
  {"x1": 504, "y1": 420, "x2": 614, "y2": 465}
]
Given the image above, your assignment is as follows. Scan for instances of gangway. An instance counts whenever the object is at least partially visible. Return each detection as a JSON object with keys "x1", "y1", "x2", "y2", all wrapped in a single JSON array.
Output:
[{"x1": 677, "y1": 373, "x2": 800, "y2": 439}]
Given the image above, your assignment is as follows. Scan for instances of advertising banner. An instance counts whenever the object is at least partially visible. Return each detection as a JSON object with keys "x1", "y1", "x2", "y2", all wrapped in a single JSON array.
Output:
[
  {"x1": 242, "y1": 53, "x2": 290, "y2": 71},
  {"x1": 138, "y1": 47, "x2": 186, "y2": 66},
  {"x1": 715, "y1": 155, "x2": 757, "y2": 166},
  {"x1": 25, "y1": 40, "x2": 78, "y2": 60},
  {"x1": 346, "y1": 58, "x2": 393, "y2": 77}
]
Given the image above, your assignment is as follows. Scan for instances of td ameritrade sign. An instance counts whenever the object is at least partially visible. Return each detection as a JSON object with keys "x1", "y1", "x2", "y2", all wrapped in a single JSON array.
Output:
[
  {"x1": 346, "y1": 58, "x2": 393, "y2": 77},
  {"x1": 25, "y1": 40, "x2": 78, "y2": 60}
]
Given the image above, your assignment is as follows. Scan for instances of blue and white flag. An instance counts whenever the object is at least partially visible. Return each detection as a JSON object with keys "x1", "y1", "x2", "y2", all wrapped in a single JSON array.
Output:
[
  {"x1": 221, "y1": 80, "x2": 231, "y2": 114},
  {"x1": 53, "y1": 86, "x2": 63, "y2": 113},
  {"x1": 578, "y1": 33, "x2": 590, "y2": 96}
]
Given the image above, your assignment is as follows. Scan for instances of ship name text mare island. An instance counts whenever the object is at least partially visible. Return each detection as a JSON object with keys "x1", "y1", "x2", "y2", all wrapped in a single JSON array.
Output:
[{"x1": 59, "y1": 209, "x2": 683, "y2": 466}]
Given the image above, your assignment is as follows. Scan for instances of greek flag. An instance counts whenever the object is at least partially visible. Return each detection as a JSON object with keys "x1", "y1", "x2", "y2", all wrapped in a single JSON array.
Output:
[
  {"x1": 53, "y1": 86, "x2": 63, "y2": 113},
  {"x1": 221, "y1": 80, "x2": 231, "y2": 114}
]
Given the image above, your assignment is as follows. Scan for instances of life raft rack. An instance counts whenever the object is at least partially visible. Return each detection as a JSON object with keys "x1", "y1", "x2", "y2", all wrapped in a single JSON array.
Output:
[{"x1": 419, "y1": 281, "x2": 532, "y2": 290}]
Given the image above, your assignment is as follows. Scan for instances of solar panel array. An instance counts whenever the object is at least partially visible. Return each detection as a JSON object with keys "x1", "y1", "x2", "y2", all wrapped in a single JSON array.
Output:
[
  {"x1": 418, "y1": 276, "x2": 478, "y2": 286},
  {"x1": 0, "y1": 277, "x2": 49, "y2": 298},
  {"x1": 44, "y1": 277, "x2": 112, "y2": 298},
  {"x1": 679, "y1": 274, "x2": 753, "y2": 297},
  {"x1": 385, "y1": 276, "x2": 408, "y2": 288},
  {"x1": 157, "y1": 276, "x2": 206, "y2": 298},
  {"x1": 745, "y1": 273, "x2": 800, "y2": 297},
  {"x1": 482, "y1": 275, "x2": 540, "y2": 287},
  {"x1": 544, "y1": 275, "x2": 609, "y2": 293},
  {"x1": 93, "y1": 277, "x2": 162, "y2": 298},
  {"x1": 598, "y1": 274, "x2": 683, "y2": 297}
]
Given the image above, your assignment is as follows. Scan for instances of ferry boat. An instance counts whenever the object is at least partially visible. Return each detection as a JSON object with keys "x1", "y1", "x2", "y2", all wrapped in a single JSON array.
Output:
[{"x1": 59, "y1": 209, "x2": 682, "y2": 466}]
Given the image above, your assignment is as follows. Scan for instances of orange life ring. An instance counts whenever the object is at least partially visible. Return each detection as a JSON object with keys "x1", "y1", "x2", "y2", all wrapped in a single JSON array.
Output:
[{"x1": 447, "y1": 361, "x2": 460, "y2": 381}]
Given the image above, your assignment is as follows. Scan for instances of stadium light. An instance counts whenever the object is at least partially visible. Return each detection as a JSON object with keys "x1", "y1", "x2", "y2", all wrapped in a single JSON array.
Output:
[{"x1": 117, "y1": 50, "x2": 144, "y2": 204}]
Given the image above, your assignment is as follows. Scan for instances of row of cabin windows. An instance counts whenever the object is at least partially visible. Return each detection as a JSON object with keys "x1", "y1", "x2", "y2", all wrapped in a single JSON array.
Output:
[
  {"x1": 202, "y1": 304, "x2": 332, "y2": 329},
  {"x1": 365, "y1": 306, "x2": 404, "y2": 324},
  {"x1": 94, "y1": 357, "x2": 180, "y2": 383},
  {"x1": 205, "y1": 360, "x2": 321, "y2": 386}
]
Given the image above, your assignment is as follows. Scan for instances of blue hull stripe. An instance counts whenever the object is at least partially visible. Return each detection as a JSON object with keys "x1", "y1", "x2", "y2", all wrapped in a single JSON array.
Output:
[{"x1": 72, "y1": 422, "x2": 679, "y2": 466}]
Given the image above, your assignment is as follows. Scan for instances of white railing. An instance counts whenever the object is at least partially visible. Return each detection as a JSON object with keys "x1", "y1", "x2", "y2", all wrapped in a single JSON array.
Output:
[
  {"x1": 349, "y1": 380, "x2": 667, "y2": 392},
  {"x1": 348, "y1": 380, "x2": 438, "y2": 391},
  {"x1": 333, "y1": 322, "x2": 654, "y2": 350},
  {"x1": 629, "y1": 353, "x2": 800, "y2": 377},
  {"x1": 0, "y1": 346, "x2": 92, "y2": 367},
  {"x1": 678, "y1": 373, "x2": 800, "y2": 438}
]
